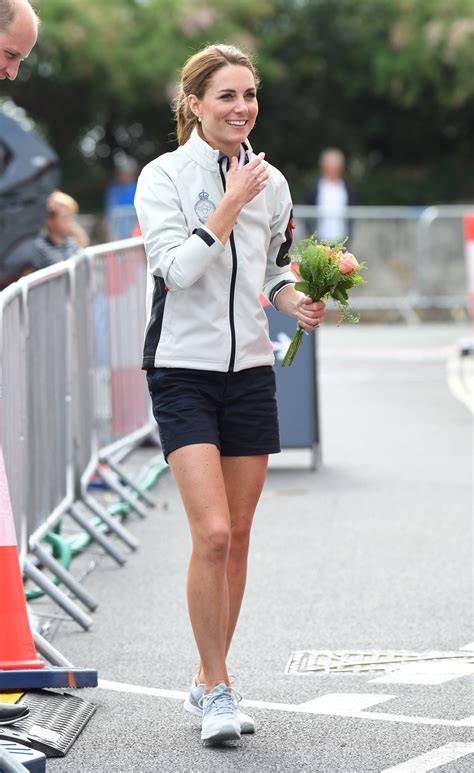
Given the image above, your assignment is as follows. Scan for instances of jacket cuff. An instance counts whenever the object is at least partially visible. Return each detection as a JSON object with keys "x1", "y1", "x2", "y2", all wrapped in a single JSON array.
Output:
[{"x1": 268, "y1": 278, "x2": 296, "y2": 308}]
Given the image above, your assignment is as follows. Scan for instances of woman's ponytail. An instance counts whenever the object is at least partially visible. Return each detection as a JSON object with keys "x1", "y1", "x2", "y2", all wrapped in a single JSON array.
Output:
[{"x1": 174, "y1": 83, "x2": 198, "y2": 146}]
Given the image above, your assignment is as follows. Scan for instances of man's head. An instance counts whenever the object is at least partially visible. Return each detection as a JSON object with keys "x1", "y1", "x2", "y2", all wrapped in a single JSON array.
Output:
[
  {"x1": 114, "y1": 156, "x2": 138, "y2": 185},
  {"x1": 0, "y1": 0, "x2": 38, "y2": 81},
  {"x1": 319, "y1": 148, "x2": 345, "y2": 181}
]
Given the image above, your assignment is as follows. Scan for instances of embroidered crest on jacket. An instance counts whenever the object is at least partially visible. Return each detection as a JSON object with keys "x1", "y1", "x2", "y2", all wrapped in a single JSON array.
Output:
[{"x1": 194, "y1": 190, "x2": 216, "y2": 223}]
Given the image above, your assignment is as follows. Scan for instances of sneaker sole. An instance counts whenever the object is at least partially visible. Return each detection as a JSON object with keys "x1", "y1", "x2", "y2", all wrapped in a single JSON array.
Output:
[
  {"x1": 184, "y1": 699, "x2": 255, "y2": 734},
  {"x1": 201, "y1": 724, "x2": 241, "y2": 743},
  {"x1": 183, "y1": 698, "x2": 202, "y2": 718}
]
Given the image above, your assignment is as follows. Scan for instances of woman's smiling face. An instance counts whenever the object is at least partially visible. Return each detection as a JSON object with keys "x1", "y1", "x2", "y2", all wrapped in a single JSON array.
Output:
[{"x1": 188, "y1": 64, "x2": 258, "y2": 158}]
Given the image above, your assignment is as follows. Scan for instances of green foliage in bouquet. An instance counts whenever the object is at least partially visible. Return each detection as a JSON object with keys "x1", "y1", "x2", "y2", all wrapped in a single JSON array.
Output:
[{"x1": 282, "y1": 235, "x2": 367, "y2": 367}]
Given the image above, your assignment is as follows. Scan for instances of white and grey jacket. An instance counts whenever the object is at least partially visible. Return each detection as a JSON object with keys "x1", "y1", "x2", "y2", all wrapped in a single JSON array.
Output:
[{"x1": 134, "y1": 129, "x2": 296, "y2": 372}]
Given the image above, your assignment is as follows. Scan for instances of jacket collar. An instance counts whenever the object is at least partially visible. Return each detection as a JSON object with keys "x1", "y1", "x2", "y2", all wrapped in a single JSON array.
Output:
[{"x1": 183, "y1": 128, "x2": 252, "y2": 171}]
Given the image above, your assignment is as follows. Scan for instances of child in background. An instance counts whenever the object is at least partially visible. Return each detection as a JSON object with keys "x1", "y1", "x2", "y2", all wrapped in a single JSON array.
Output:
[{"x1": 35, "y1": 190, "x2": 90, "y2": 267}]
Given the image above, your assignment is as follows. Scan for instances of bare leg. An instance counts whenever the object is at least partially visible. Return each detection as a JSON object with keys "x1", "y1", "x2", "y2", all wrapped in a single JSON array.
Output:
[
  {"x1": 169, "y1": 443, "x2": 232, "y2": 693},
  {"x1": 196, "y1": 455, "x2": 268, "y2": 685}
]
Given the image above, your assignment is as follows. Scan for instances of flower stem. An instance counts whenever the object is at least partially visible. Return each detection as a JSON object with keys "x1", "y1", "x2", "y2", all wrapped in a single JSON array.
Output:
[{"x1": 281, "y1": 326, "x2": 305, "y2": 368}]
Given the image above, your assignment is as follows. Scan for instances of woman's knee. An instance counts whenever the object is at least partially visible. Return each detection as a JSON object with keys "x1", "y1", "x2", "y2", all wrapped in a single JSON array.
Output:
[
  {"x1": 194, "y1": 526, "x2": 231, "y2": 562},
  {"x1": 230, "y1": 517, "x2": 252, "y2": 551}
]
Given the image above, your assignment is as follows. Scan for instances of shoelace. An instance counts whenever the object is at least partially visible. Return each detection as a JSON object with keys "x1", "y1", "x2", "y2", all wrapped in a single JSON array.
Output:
[{"x1": 199, "y1": 686, "x2": 240, "y2": 716}]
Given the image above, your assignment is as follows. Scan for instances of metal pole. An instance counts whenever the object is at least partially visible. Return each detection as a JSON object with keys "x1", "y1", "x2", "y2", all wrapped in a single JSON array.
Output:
[
  {"x1": 104, "y1": 455, "x2": 156, "y2": 507},
  {"x1": 96, "y1": 466, "x2": 150, "y2": 519},
  {"x1": 33, "y1": 543, "x2": 98, "y2": 611},
  {"x1": 68, "y1": 503, "x2": 127, "y2": 565},
  {"x1": 32, "y1": 629, "x2": 74, "y2": 668},
  {"x1": 81, "y1": 494, "x2": 139, "y2": 551},
  {"x1": 23, "y1": 560, "x2": 93, "y2": 631}
]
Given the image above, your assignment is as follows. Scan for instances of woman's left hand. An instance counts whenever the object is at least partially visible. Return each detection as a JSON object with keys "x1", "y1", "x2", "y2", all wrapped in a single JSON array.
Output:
[{"x1": 295, "y1": 296, "x2": 326, "y2": 332}]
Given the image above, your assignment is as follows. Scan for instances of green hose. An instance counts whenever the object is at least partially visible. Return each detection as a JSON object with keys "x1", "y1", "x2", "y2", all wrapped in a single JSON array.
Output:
[{"x1": 25, "y1": 459, "x2": 168, "y2": 600}]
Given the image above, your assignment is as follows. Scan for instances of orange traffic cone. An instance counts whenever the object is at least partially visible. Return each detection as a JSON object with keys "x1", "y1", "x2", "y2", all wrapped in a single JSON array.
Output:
[
  {"x1": 464, "y1": 213, "x2": 474, "y2": 323},
  {"x1": 0, "y1": 446, "x2": 44, "y2": 670}
]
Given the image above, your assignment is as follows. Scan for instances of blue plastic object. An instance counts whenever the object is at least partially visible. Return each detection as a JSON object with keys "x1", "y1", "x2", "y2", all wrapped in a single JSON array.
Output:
[
  {"x1": 0, "y1": 740, "x2": 46, "y2": 772},
  {"x1": 0, "y1": 668, "x2": 97, "y2": 690}
]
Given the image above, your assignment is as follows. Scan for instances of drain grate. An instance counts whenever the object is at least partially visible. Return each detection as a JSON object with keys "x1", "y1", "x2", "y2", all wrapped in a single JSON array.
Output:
[
  {"x1": 0, "y1": 690, "x2": 96, "y2": 757},
  {"x1": 285, "y1": 650, "x2": 474, "y2": 675}
]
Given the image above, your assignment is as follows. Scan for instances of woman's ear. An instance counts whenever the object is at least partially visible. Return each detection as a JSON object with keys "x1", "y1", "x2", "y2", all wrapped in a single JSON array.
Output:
[{"x1": 187, "y1": 95, "x2": 201, "y2": 120}]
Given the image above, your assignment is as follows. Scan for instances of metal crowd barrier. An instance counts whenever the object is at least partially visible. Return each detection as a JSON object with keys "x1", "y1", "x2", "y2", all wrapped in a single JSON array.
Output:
[
  {"x1": 106, "y1": 206, "x2": 139, "y2": 241},
  {"x1": 0, "y1": 238, "x2": 159, "y2": 664},
  {"x1": 102, "y1": 203, "x2": 471, "y2": 321},
  {"x1": 293, "y1": 204, "x2": 472, "y2": 321}
]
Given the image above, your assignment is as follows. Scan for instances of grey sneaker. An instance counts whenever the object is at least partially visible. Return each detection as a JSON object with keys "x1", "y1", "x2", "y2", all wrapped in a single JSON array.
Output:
[
  {"x1": 184, "y1": 676, "x2": 255, "y2": 733},
  {"x1": 199, "y1": 683, "x2": 241, "y2": 743}
]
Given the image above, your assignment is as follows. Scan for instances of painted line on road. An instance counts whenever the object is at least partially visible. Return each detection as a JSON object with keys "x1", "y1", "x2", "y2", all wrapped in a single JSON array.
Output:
[
  {"x1": 369, "y1": 659, "x2": 474, "y2": 685},
  {"x1": 381, "y1": 742, "x2": 474, "y2": 772},
  {"x1": 446, "y1": 353, "x2": 474, "y2": 413},
  {"x1": 321, "y1": 346, "x2": 454, "y2": 362},
  {"x1": 460, "y1": 642, "x2": 474, "y2": 651},
  {"x1": 97, "y1": 680, "x2": 474, "y2": 728}
]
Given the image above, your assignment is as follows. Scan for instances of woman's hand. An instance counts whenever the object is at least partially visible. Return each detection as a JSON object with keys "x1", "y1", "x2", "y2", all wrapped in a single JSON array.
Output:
[
  {"x1": 225, "y1": 152, "x2": 269, "y2": 208},
  {"x1": 295, "y1": 296, "x2": 326, "y2": 331},
  {"x1": 275, "y1": 286, "x2": 326, "y2": 331}
]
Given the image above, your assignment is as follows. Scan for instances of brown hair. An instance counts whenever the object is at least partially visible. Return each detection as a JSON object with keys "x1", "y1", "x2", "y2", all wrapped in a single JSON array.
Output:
[{"x1": 174, "y1": 44, "x2": 259, "y2": 146}]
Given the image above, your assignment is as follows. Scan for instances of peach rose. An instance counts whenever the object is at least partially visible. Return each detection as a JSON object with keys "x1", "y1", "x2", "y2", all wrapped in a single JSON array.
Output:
[{"x1": 338, "y1": 251, "x2": 359, "y2": 274}]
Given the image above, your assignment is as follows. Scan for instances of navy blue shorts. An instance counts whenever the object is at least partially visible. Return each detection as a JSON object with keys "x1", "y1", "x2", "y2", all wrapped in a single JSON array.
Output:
[{"x1": 146, "y1": 366, "x2": 281, "y2": 462}]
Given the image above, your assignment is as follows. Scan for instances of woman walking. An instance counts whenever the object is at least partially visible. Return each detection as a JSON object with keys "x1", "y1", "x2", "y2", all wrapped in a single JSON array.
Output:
[{"x1": 134, "y1": 43, "x2": 325, "y2": 744}]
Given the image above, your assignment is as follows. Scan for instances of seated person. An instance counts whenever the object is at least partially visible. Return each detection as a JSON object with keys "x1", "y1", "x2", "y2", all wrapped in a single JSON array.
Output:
[{"x1": 35, "y1": 190, "x2": 90, "y2": 266}]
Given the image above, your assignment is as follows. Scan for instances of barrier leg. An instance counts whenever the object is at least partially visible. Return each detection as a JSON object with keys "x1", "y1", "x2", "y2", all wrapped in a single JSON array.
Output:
[
  {"x1": 23, "y1": 562, "x2": 93, "y2": 631},
  {"x1": 32, "y1": 630, "x2": 74, "y2": 668},
  {"x1": 104, "y1": 455, "x2": 156, "y2": 507},
  {"x1": 81, "y1": 495, "x2": 139, "y2": 550},
  {"x1": 68, "y1": 504, "x2": 127, "y2": 565},
  {"x1": 96, "y1": 466, "x2": 150, "y2": 519},
  {"x1": 32, "y1": 543, "x2": 98, "y2": 611}
]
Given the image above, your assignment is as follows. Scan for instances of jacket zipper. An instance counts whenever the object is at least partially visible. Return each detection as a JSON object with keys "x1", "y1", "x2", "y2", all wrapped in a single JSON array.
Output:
[{"x1": 218, "y1": 157, "x2": 237, "y2": 372}]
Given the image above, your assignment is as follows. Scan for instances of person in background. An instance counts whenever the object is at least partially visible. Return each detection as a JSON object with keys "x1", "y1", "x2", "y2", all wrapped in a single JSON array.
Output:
[
  {"x1": 0, "y1": 0, "x2": 38, "y2": 80},
  {"x1": 35, "y1": 190, "x2": 89, "y2": 267},
  {"x1": 104, "y1": 155, "x2": 139, "y2": 239},
  {"x1": 305, "y1": 147, "x2": 354, "y2": 243}
]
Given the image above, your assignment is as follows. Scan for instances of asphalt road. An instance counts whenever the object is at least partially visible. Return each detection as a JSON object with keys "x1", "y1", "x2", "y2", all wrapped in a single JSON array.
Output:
[{"x1": 44, "y1": 323, "x2": 473, "y2": 773}]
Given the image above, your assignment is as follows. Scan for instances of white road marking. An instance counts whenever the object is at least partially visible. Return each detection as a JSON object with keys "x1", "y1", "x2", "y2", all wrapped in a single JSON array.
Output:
[
  {"x1": 321, "y1": 345, "x2": 454, "y2": 362},
  {"x1": 97, "y1": 680, "x2": 474, "y2": 727},
  {"x1": 297, "y1": 693, "x2": 394, "y2": 712},
  {"x1": 446, "y1": 353, "x2": 474, "y2": 413},
  {"x1": 460, "y1": 642, "x2": 474, "y2": 651},
  {"x1": 381, "y1": 742, "x2": 474, "y2": 772},
  {"x1": 370, "y1": 659, "x2": 474, "y2": 685},
  {"x1": 98, "y1": 679, "x2": 186, "y2": 700}
]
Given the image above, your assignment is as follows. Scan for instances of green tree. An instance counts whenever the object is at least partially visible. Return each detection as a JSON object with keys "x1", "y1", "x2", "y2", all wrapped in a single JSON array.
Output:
[
  {"x1": 4, "y1": 0, "x2": 272, "y2": 208},
  {"x1": 253, "y1": 0, "x2": 474, "y2": 202},
  {"x1": 3, "y1": 0, "x2": 473, "y2": 207}
]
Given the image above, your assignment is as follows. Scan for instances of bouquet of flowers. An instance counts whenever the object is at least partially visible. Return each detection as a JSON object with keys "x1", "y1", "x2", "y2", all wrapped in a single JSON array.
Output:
[{"x1": 281, "y1": 235, "x2": 366, "y2": 368}]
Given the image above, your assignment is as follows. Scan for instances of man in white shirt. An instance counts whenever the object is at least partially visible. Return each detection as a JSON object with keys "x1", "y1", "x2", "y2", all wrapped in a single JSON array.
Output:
[
  {"x1": 305, "y1": 147, "x2": 354, "y2": 243},
  {"x1": 0, "y1": 0, "x2": 38, "y2": 81}
]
